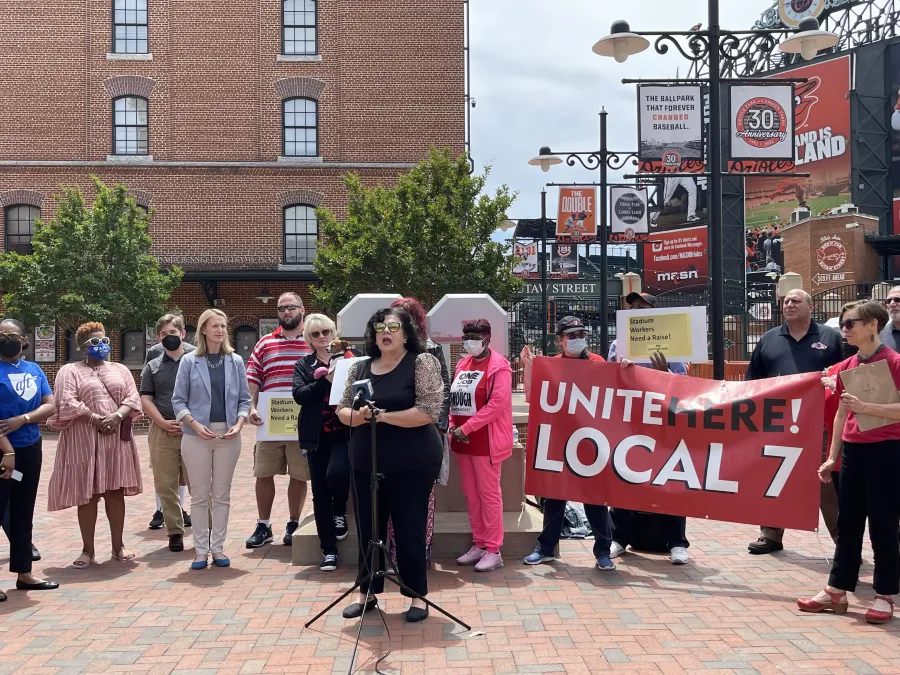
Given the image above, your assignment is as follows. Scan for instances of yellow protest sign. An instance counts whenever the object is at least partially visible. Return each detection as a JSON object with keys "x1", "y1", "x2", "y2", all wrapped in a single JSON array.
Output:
[
  {"x1": 256, "y1": 392, "x2": 301, "y2": 441},
  {"x1": 616, "y1": 306, "x2": 707, "y2": 363}
]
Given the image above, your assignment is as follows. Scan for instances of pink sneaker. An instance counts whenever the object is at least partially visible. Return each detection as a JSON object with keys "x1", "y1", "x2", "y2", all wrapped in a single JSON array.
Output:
[
  {"x1": 475, "y1": 551, "x2": 504, "y2": 572},
  {"x1": 456, "y1": 546, "x2": 486, "y2": 566}
]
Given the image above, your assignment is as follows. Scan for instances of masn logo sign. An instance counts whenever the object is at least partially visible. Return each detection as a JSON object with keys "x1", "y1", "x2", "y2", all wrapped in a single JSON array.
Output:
[{"x1": 656, "y1": 269, "x2": 699, "y2": 283}]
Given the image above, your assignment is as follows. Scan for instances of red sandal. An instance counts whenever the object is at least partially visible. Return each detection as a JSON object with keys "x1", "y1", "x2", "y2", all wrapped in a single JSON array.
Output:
[
  {"x1": 865, "y1": 595, "x2": 894, "y2": 624},
  {"x1": 797, "y1": 588, "x2": 848, "y2": 614}
]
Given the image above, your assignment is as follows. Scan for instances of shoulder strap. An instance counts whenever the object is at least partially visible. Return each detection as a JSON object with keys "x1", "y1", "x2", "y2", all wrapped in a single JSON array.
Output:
[{"x1": 94, "y1": 365, "x2": 124, "y2": 406}]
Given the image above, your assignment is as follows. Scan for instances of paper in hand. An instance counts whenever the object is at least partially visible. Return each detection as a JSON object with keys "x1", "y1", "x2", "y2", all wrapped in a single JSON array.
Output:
[{"x1": 838, "y1": 358, "x2": 900, "y2": 432}]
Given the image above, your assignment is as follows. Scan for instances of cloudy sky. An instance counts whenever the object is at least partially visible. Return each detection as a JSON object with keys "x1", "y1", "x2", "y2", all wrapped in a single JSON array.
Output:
[{"x1": 470, "y1": 0, "x2": 775, "y2": 230}]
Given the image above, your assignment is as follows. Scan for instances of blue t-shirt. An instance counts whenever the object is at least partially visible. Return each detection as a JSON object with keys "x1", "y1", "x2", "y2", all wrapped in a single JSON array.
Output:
[{"x1": 0, "y1": 360, "x2": 51, "y2": 447}]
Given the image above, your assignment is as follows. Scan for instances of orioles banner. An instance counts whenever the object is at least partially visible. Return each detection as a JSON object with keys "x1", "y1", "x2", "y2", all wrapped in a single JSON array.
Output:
[
  {"x1": 556, "y1": 187, "x2": 597, "y2": 241},
  {"x1": 525, "y1": 358, "x2": 823, "y2": 530}
]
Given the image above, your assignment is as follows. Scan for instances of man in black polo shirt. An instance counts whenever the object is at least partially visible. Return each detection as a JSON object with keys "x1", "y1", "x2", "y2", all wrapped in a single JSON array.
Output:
[
  {"x1": 879, "y1": 285, "x2": 900, "y2": 350},
  {"x1": 745, "y1": 289, "x2": 842, "y2": 554}
]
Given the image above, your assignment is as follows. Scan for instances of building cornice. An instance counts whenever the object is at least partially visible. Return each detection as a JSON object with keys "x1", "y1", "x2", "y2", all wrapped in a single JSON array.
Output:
[{"x1": 0, "y1": 160, "x2": 417, "y2": 170}]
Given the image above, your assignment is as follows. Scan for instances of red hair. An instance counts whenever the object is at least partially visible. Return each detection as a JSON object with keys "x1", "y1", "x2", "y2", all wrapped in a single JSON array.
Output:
[{"x1": 391, "y1": 297, "x2": 427, "y2": 336}]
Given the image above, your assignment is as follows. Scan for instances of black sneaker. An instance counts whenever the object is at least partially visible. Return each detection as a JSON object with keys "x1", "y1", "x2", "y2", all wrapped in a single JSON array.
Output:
[
  {"x1": 149, "y1": 510, "x2": 164, "y2": 530},
  {"x1": 320, "y1": 553, "x2": 338, "y2": 571},
  {"x1": 245, "y1": 522, "x2": 274, "y2": 549},
  {"x1": 182, "y1": 510, "x2": 192, "y2": 528},
  {"x1": 284, "y1": 520, "x2": 299, "y2": 546},
  {"x1": 334, "y1": 516, "x2": 348, "y2": 541}
]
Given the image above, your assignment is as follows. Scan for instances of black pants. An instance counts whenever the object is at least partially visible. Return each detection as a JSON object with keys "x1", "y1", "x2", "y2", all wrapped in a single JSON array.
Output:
[
  {"x1": 352, "y1": 466, "x2": 438, "y2": 598},
  {"x1": 610, "y1": 508, "x2": 689, "y2": 550},
  {"x1": 536, "y1": 499, "x2": 612, "y2": 559},
  {"x1": 307, "y1": 431, "x2": 350, "y2": 555},
  {"x1": 0, "y1": 440, "x2": 41, "y2": 574},
  {"x1": 829, "y1": 440, "x2": 900, "y2": 596}
]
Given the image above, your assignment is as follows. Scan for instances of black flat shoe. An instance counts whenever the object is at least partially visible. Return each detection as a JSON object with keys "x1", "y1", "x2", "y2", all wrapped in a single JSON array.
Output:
[
  {"x1": 342, "y1": 597, "x2": 378, "y2": 619},
  {"x1": 168, "y1": 534, "x2": 184, "y2": 552},
  {"x1": 31, "y1": 545, "x2": 40, "y2": 561},
  {"x1": 404, "y1": 605, "x2": 428, "y2": 623},
  {"x1": 16, "y1": 580, "x2": 59, "y2": 591},
  {"x1": 0, "y1": 590, "x2": 6, "y2": 602}
]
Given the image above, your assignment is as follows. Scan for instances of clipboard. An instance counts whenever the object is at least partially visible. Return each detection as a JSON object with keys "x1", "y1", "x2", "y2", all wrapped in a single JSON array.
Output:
[{"x1": 838, "y1": 358, "x2": 900, "y2": 432}]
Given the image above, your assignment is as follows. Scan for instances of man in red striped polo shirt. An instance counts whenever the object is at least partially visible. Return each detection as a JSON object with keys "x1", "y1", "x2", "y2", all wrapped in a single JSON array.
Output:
[{"x1": 245, "y1": 292, "x2": 312, "y2": 549}]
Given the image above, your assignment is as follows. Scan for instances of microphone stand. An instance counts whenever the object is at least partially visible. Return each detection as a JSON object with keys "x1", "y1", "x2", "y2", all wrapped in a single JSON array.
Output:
[{"x1": 305, "y1": 399, "x2": 471, "y2": 673}]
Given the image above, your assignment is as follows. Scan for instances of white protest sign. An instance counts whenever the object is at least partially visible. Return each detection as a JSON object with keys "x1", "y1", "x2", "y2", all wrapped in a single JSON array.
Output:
[
  {"x1": 449, "y1": 370, "x2": 485, "y2": 417},
  {"x1": 329, "y1": 356, "x2": 371, "y2": 406},
  {"x1": 615, "y1": 306, "x2": 707, "y2": 363}
]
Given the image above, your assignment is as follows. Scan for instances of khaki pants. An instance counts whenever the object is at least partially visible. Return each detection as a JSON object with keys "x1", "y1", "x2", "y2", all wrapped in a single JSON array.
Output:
[
  {"x1": 149, "y1": 423, "x2": 191, "y2": 536},
  {"x1": 761, "y1": 480, "x2": 839, "y2": 544}
]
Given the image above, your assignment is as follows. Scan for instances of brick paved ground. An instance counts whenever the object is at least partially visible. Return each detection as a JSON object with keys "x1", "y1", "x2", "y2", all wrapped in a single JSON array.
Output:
[{"x1": 1, "y1": 428, "x2": 898, "y2": 675}]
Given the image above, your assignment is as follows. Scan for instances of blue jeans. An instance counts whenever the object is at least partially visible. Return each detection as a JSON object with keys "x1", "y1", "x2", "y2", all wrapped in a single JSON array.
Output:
[{"x1": 536, "y1": 499, "x2": 611, "y2": 559}]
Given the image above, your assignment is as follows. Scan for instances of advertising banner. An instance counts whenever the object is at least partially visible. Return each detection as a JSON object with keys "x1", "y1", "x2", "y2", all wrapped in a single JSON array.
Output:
[
  {"x1": 524, "y1": 358, "x2": 823, "y2": 530},
  {"x1": 549, "y1": 243, "x2": 579, "y2": 279},
  {"x1": 34, "y1": 325, "x2": 56, "y2": 363},
  {"x1": 729, "y1": 84, "x2": 795, "y2": 161},
  {"x1": 638, "y1": 85, "x2": 705, "y2": 174},
  {"x1": 744, "y1": 56, "x2": 851, "y2": 234},
  {"x1": 513, "y1": 241, "x2": 540, "y2": 279},
  {"x1": 890, "y1": 44, "x2": 900, "y2": 234},
  {"x1": 643, "y1": 225, "x2": 708, "y2": 293},
  {"x1": 610, "y1": 187, "x2": 649, "y2": 236},
  {"x1": 556, "y1": 187, "x2": 597, "y2": 241}
]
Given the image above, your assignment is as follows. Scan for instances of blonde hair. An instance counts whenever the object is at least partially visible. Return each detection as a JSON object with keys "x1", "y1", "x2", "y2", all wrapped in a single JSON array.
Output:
[
  {"x1": 195, "y1": 309, "x2": 234, "y2": 356},
  {"x1": 303, "y1": 313, "x2": 336, "y2": 344}
]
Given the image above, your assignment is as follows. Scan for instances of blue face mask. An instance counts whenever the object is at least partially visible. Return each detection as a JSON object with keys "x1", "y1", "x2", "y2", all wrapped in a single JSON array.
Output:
[{"x1": 87, "y1": 343, "x2": 111, "y2": 360}]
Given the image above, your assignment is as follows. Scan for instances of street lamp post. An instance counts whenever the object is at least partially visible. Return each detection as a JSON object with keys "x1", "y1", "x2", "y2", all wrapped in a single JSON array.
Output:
[{"x1": 590, "y1": 3, "x2": 836, "y2": 379}]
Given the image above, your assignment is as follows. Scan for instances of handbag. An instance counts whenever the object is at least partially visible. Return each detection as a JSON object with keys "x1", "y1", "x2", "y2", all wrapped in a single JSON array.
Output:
[{"x1": 94, "y1": 367, "x2": 135, "y2": 441}]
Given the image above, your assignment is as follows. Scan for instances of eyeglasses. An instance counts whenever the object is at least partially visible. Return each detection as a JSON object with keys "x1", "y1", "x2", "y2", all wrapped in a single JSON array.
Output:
[
  {"x1": 839, "y1": 318, "x2": 864, "y2": 330},
  {"x1": 374, "y1": 322, "x2": 402, "y2": 334},
  {"x1": 310, "y1": 328, "x2": 332, "y2": 339},
  {"x1": 883, "y1": 298, "x2": 900, "y2": 305},
  {"x1": 82, "y1": 336, "x2": 110, "y2": 347},
  {"x1": 277, "y1": 304, "x2": 303, "y2": 313}
]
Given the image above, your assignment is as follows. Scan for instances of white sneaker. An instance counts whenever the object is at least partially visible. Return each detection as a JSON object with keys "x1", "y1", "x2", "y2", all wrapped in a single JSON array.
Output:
[
  {"x1": 670, "y1": 546, "x2": 689, "y2": 565},
  {"x1": 609, "y1": 541, "x2": 627, "y2": 559}
]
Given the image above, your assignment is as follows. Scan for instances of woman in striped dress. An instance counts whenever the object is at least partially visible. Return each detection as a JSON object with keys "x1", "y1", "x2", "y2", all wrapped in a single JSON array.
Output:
[{"x1": 47, "y1": 322, "x2": 143, "y2": 568}]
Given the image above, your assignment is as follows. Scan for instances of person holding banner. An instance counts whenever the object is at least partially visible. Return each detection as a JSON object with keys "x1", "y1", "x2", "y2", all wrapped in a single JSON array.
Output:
[
  {"x1": 799, "y1": 300, "x2": 900, "y2": 624},
  {"x1": 607, "y1": 292, "x2": 690, "y2": 565},
  {"x1": 292, "y1": 314, "x2": 354, "y2": 572},
  {"x1": 520, "y1": 316, "x2": 616, "y2": 571},
  {"x1": 745, "y1": 289, "x2": 843, "y2": 555},
  {"x1": 173, "y1": 309, "x2": 252, "y2": 570},
  {"x1": 449, "y1": 319, "x2": 513, "y2": 573}
]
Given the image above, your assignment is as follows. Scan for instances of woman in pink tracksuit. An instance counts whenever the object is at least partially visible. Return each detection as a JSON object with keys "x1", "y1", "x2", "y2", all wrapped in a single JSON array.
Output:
[{"x1": 449, "y1": 319, "x2": 513, "y2": 572}]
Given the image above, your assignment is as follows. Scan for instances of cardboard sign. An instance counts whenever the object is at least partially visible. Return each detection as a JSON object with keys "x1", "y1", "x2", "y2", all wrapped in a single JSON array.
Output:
[
  {"x1": 615, "y1": 306, "x2": 707, "y2": 363},
  {"x1": 256, "y1": 392, "x2": 301, "y2": 441}
]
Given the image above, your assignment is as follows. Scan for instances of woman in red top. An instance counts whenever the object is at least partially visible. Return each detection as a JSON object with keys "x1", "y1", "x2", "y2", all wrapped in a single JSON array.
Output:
[
  {"x1": 449, "y1": 319, "x2": 513, "y2": 573},
  {"x1": 798, "y1": 300, "x2": 900, "y2": 624}
]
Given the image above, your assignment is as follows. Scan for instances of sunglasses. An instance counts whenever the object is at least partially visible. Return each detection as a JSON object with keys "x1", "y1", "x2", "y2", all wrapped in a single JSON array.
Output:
[
  {"x1": 840, "y1": 318, "x2": 864, "y2": 330},
  {"x1": 374, "y1": 322, "x2": 402, "y2": 334},
  {"x1": 82, "y1": 336, "x2": 110, "y2": 347},
  {"x1": 277, "y1": 304, "x2": 303, "y2": 313},
  {"x1": 310, "y1": 328, "x2": 332, "y2": 339},
  {"x1": 0, "y1": 332, "x2": 24, "y2": 342},
  {"x1": 884, "y1": 298, "x2": 900, "y2": 305}
]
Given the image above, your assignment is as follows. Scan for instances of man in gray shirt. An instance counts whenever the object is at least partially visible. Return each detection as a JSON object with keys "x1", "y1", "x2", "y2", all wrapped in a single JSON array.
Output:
[{"x1": 140, "y1": 314, "x2": 194, "y2": 551}]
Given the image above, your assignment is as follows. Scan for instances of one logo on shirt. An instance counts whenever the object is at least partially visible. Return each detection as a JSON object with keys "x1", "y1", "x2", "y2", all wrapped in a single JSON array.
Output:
[
  {"x1": 8, "y1": 373, "x2": 38, "y2": 401},
  {"x1": 811, "y1": 342, "x2": 828, "y2": 350}
]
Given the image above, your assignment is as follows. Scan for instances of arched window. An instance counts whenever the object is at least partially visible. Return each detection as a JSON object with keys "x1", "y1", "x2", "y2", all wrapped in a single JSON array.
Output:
[
  {"x1": 113, "y1": 0, "x2": 149, "y2": 54},
  {"x1": 283, "y1": 98, "x2": 317, "y2": 157},
  {"x1": 113, "y1": 96, "x2": 149, "y2": 155},
  {"x1": 283, "y1": 205, "x2": 318, "y2": 264},
  {"x1": 282, "y1": 0, "x2": 317, "y2": 55},
  {"x1": 4, "y1": 204, "x2": 39, "y2": 254}
]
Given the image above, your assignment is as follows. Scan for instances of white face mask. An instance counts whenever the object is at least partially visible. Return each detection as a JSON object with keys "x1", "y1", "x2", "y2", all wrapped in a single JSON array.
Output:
[
  {"x1": 463, "y1": 339, "x2": 485, "y2": 356},
  {"x1": 564, "y1": 338, "x2": 586, "y2": 356}
]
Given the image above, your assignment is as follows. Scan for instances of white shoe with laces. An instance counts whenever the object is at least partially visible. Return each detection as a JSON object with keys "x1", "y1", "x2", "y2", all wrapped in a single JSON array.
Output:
[
  {"x1": 670, "y1": 546, "x2": 689, "y2": 565},
  {"x1": 609, "y1": 541, "x2": 626, "y2": 559}
]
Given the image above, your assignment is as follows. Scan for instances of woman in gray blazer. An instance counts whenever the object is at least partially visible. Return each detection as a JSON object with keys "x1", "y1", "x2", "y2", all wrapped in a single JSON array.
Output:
[{"x1": 172, "y1": 309, "x2": 251, "y2": 570}]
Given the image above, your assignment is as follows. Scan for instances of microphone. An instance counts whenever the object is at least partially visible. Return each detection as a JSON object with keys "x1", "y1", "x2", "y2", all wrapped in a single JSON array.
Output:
[{"x1": 351, "y1": 379, "x2": 374, "y2": 409}]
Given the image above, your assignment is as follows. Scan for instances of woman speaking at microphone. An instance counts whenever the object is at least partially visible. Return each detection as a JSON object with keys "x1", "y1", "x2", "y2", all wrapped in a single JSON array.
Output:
[{"x1": 337, "y1": 307, "x2": 444, "y2": 623}]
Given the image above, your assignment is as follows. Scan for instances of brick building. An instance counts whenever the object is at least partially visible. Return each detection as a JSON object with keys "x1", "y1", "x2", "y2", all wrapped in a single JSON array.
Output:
[{"x1": 0, "y1": 0, "x2": 465, "y2": 382}]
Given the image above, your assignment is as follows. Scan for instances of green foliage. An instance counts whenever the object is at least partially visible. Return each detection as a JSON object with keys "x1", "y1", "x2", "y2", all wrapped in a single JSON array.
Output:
[
  {"x1": 313, "y1": 148, "x2": 521, "y2": 312},
  {"x1": 0, "y1": 177, "x2": 183, "y2": 331}
]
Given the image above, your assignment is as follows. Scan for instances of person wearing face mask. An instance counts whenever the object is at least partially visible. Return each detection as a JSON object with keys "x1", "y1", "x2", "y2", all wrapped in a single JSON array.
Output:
[
  {"x1": 47, "y1": 322, "x2": 143, "y2": 568},
  {"x1": 0, "y1": 319, "x2": 58, "y2": 600},
  {"x1": 519, "y1": 316, "x2": 616, "y2": 571},
  {"x1": 139, "y1": 314, "x2": 194, "y2": 552},
  {"x1": 449, "y1": 319, "x2": 513, "y2": 573}
]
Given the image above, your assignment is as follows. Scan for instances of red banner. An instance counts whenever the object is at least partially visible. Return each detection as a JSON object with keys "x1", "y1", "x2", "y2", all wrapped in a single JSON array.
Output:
[
  {"x1": 643, "y1": 225, "x2": 708, "y2": 293},
  {"x1": 525, "y1": 358, "x2": 823, "y2": 530}
]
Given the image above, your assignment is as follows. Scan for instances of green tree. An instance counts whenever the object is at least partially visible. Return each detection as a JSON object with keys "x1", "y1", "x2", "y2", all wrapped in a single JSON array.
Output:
[
  {"x1": 313, "y1": 147, "x2": 521, "y2": 312},
  {"x1": 0, "y1": 177, "x2": 183, "y2": 331}
]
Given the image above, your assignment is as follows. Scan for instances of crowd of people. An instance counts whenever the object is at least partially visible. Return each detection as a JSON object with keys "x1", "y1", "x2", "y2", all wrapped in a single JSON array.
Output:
[
  {"x1": 1, "y1": 286, "x2": 899, "y2": 624},
  {"x1": 746, "y1": 225, "x2": 784, "y2": 273}
]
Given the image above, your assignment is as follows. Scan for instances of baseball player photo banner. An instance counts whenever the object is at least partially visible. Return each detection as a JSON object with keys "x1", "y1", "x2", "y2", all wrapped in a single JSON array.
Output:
[
  {"x1": 638, "y1": 84, "x2": 705, "y2": 174},
  {"x1": 556, "y1": 186, "x2": 597, "y2": 242},
  {"x1": 729, "y1": 84, "x2": 795, "y2": 161},
  {"x1": 513, "y1": 241, "x2": 540, "y2": 279},
  {"x1": 549, "y1": 243, "x2": 579, "y2": 279},
  {"x1": 610, "y1": 187, "x2": 649, "y2": 236}
]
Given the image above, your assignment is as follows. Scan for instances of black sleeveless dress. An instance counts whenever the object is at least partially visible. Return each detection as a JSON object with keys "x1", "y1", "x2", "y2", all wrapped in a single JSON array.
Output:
[{"x1": 350, "y1": 351, "x2": 443, "y2": 474}]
